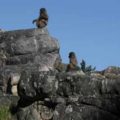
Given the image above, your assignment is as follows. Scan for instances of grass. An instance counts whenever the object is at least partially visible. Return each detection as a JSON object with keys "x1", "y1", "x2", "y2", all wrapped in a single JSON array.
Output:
[{"x1": 0, "y1": 105, "x2": 11, "y2": 120}]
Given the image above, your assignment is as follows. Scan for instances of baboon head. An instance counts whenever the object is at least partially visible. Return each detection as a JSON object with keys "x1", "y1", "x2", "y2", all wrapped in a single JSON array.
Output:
[
  {"x1": 69, "y1": 52, "x2": 78, "y2": 65},
  {"x1": 40, "y1": 8, "x2": 47, "y2": 15}
]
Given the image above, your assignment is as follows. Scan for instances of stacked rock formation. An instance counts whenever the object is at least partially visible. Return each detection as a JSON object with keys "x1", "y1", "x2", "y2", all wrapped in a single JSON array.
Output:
[
  {"x1": 0, "y1": 28, "x2": 120, "y2": 120},
  {"x1": 0, "y1": 28, "x2": 60, "y2": 95}
]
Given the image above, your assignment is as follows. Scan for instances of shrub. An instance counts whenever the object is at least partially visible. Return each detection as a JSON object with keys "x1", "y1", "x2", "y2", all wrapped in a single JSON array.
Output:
[{"x1": 80, "y1": 59, "x2": 96, "y2": 73}]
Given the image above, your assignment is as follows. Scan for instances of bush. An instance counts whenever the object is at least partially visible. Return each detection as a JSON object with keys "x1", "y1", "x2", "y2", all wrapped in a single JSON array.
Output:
[{"x1": 80, "y1": 59, "x2": 96, "y2": 73}]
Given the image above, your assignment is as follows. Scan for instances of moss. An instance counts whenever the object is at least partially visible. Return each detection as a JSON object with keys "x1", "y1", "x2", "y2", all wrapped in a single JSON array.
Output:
[{"x1": 0, "y1": 105, "x2": 11, "y2": 120}]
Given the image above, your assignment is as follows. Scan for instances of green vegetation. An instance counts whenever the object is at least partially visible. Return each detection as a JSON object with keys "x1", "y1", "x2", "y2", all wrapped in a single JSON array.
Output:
[
  {"x1": 0, "y1": 105, "x2": 11, "y2": 120},
  {"x1": 80, "y1": 59, "x2": 96, "y2": 73}
]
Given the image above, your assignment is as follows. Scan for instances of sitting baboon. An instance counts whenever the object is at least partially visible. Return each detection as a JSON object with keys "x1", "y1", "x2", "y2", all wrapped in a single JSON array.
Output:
[
  {"x1": 66, "y1": 52, "x2": 80, "y2": 72},
  {"x1": 32, "y1": 8, "x2": 48, "y2": 28}
]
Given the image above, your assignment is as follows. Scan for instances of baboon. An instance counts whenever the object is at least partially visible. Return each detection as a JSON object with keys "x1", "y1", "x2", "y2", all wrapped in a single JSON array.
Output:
[
  {"x1": 32, "y1": 8, "x2": 48, "y2": 28},
  {"x1": 66, "y1": 52, "x2": 80, "y2": 72}
]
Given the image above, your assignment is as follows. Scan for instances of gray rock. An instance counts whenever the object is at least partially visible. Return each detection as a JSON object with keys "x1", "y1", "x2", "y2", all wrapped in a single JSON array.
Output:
[
  {"x1": 0, "y1": 28, "x2": 60, "y2": 95},
  {"x1": 17, "y1": 69, "x2": 120, "y2": 120},
  {"x1": 18, "y1": 71, "x2": 57, "y2": 101},
  {"x1": 0, "y1": 95, "x2": 19, "y2": 106},
  {"x1": 1, "y1": 28, "x2": 120, "y2": 120},
  {"x1": 0, "y1": 28, "x2": 59, "y2": 59}
]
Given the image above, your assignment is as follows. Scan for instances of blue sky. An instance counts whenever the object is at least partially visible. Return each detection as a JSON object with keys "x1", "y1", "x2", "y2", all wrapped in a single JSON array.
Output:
[{"x1": 0, "y1": 0, "x2": 120, "y2": 70}]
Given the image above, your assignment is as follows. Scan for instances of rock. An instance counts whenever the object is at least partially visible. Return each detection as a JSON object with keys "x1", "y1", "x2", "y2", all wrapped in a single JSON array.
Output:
[
  {"x1": 11, "y1": 85, "x2": 18, "y2": 96},
  {"x1": 10, "y1": 73, "x2": 20, "y2": 86},
  {"x1": 40, "y1": 105, "x2": 53, "y2": 120},
  {"x1": 1, "y1": 28, "x2": 120, "y2": 120},
  {"x1": 0, "y1": 29, "x2": 4, "y2": 33},
  {"x1": 16, "y1": 102, "x2": 54, "y2": 120},
  {"x1": 16, "y1": 70, "x2": 120, "y2": 120},
  {"x1": 104, "y1": 66, "x2": 120, "y2": 75},
  {"x1": 102, "y1": 66, "x2": 120, "y2": 80},
  {"x1": 17, "y1": 70, "x2": 57, "y2": 102},
  {"x1": 0, "y1": 95, "x2": 19, "y2": 106},
  {"x1": 0, "y1": 28, "x2": 59, "y2": 56},
  {"x1": 0, "y1": 28, "x2": 60, "y2": 95}
]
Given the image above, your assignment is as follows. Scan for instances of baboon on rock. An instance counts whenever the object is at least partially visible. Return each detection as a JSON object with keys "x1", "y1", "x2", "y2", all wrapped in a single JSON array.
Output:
[
  {"x1": 66, "y1": 52, "x2": 80, "y2": 72},
  {"x1": 33, "y1": 8, "x2": 48, "y2": 28}
]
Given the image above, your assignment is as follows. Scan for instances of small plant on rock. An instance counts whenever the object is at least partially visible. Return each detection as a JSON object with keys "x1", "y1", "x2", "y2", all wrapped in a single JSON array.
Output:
[{"x1": 80, "y1": 59, "x2": 96, "y2": 73}]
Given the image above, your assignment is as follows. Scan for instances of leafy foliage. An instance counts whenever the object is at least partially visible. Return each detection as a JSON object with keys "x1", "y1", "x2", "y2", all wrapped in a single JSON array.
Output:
[{"x1": 80, "y1": 59, "x2": 96, "y2": 73}]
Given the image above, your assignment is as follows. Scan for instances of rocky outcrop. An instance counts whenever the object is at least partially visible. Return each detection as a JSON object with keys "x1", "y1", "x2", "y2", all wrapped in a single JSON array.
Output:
[
  {"x1": 0, "y1": 28, "x2": 59, "y2": 66},
  {"x1": 0, "y1": 28, "x2": 120, "y2": 120},
  {"x1": 0, "y1": 28, "x2": 60, "y2": 95},
  {"x1": 15, "y1": 67, "x2": 120, "y2": 120}
]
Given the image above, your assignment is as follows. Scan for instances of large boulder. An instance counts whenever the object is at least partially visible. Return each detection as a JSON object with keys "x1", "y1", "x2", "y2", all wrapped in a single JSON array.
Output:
[
  {"x1": 0, "y1": 28, "x2": 59, "y2": 65},
  {"x1": 0, "y1": 28, "x2": 60, "y2": 95}
]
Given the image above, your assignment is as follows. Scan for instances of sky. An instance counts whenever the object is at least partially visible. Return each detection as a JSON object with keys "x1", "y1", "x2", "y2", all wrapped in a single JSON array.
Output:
[{"x1": 0, "y1": 0, "x2": 120, "y2": 70}]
